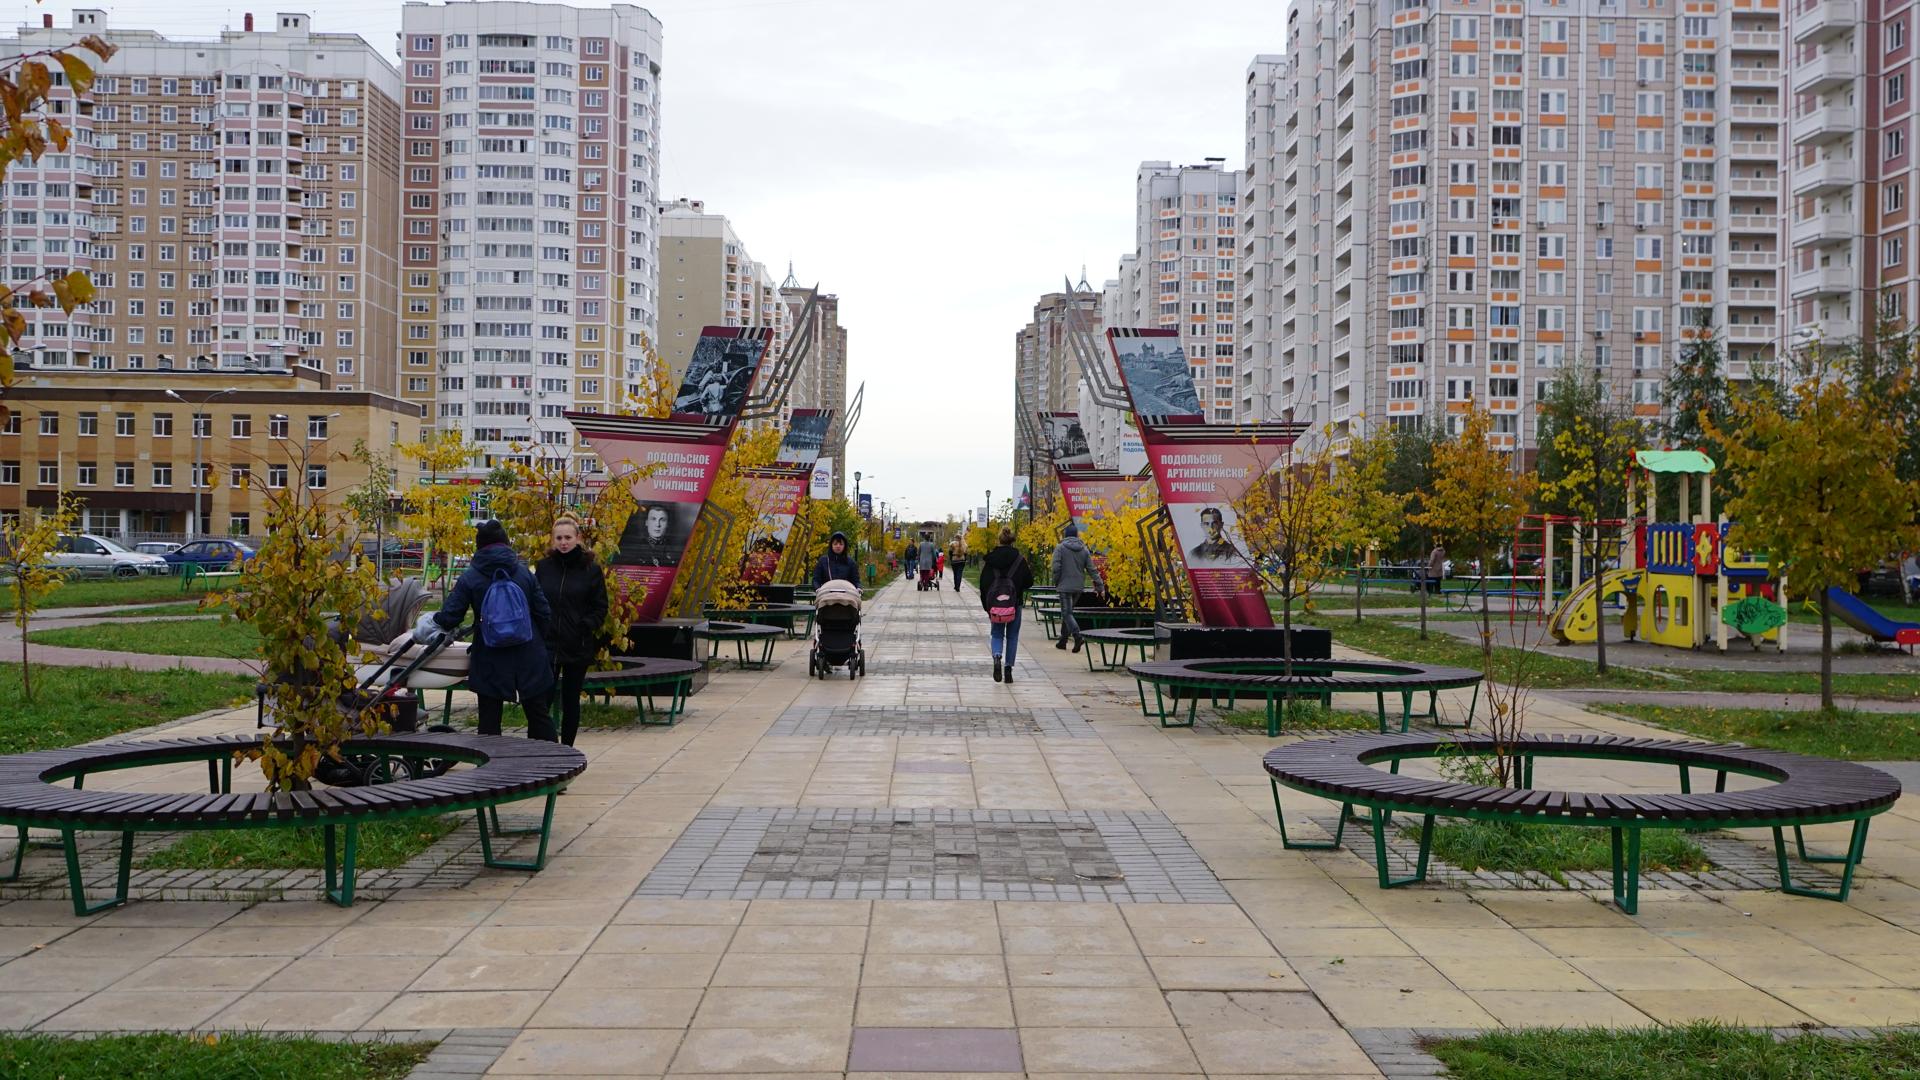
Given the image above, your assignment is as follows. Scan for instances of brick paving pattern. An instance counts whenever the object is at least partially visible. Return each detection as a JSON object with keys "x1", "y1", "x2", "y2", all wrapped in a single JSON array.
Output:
[{"x1": 766, "y1": 704, "x2": 1098, "y2": 738}]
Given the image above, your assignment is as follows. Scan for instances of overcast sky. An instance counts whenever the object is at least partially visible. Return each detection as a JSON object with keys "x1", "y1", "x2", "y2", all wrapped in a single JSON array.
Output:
[{"x1": 81, "y1": 0, "x2": 1274, "y2": 522}]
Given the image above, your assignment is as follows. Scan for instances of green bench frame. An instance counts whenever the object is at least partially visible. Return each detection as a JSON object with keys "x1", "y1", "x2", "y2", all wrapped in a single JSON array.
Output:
[
  {"x1": 696, "y1": 621, "x2": 782, "y2": 670},
  {"x1": 1127, "y1": 658, "x2": 1483, "y2": 735},
  {"x1": 581, "y1": 657, "x2": 700, "y2": 726}
]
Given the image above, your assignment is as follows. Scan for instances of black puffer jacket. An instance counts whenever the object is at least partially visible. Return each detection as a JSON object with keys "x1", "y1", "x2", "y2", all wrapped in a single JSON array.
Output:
[
  {"x1": 534, "y1": 545, "x2": 610, "y2": 665},
  {"x1": 432, "y1": 543, "x2": 555, "y2": 701},
  {"x1": 976, "y1": 543, "x2": 1033, "y2": 613},
  {"x1": 813, "y1": 532, "x2": 860, "y2": 586}
]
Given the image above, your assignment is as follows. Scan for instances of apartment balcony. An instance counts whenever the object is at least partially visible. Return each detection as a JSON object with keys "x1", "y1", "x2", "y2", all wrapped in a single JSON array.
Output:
[
  {"x1": 1731, "y1": 29, "x2": 1784, "y2": 50},
  {"x1": 1792, "y1": 51, "x2": 1859, "y2": 95},
  {"x1": 1726, "y1": 286, "x2": 1779, "y2": 304},
  {"x1": 1791, "y1": 156, "x2": 1855, "y2": 196},
  {"x1": 1725, "y1": 322, "x2": 1780, "y2": 343},
  {"x1": 1331, "y1": 336, "x2": 1352, "y2": 361},
  {"x1": 1727, "y1": 213, "x2": 1779, "y2": 232},
  {"x1": 1792, "y1": 0, "x2": 1859, "y2": 43},
  {"x1": 1789, "y1": 262, "x2": 1855, "y2": 298},
  {"x1": 1727, "y1": 249, "x2": 1782, "y2": 268},
  {"x1": 1335, "y1": 165, "x2": 1354, "y2": 191},
  {"x1": 1729, "y1": 63, "x2": 1784, "y2": 86},
  {"x1": 1730, "y1": 139, "x2": 1782, "y2": 160},
  {"x1": 1729, "y1": 101, "x2": 1783, "y2": 122},
  {"x1": 1729, "y1": 175, "x2": 1782, "y2": 195},
  {"x1": 1333, "y1": 301, "x2": 1354, "y2": 325},
  {"x1": 1790, "y1": 211, "x2": 1853, "y2": 246},
  {"x1": 1791, "y1": 102, "x2": 1857, "y2": 145}
]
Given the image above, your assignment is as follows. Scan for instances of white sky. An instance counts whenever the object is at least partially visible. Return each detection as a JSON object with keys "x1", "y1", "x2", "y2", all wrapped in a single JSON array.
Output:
[{"x1": 79, "y1": 0, "x2": 1274, "y2": 521}]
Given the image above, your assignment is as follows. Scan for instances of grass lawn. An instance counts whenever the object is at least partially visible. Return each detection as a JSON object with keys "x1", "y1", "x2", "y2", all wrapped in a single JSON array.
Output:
[
  {"x1": 501, "y1": 697, "x2": 658, "y2": 730},
  {"x1": 1426, "y1": 1022, "x2": 1920, "y2": 1080},
  {"x1": 1417, "y1": 818, "x2": 1711, "y2": 885},
  {"x1": 1216, "y1": 703, "x2": 1383, "y2": 733},
  {"x1": 82, "y1": 600, "x2": 226, "y2": 619},
  {"x1": 30, "y1": 617, "x2": 262, "y2": 659},
  {"x1": 0, "y1": 665, "x2": 254, "y2": 753},
  {"x1": 0, "y1": 574, "x2": 203, "y2": 612},
  {"x1": 1597, "y1": 703, "x2": 1920, "y2": 761},
  {"x1": 140, "y1": 814, "x2": 460, "y2": 871},
  {"x1": 0, "y1": 1033, "x2": 432, "y2": 1080}
]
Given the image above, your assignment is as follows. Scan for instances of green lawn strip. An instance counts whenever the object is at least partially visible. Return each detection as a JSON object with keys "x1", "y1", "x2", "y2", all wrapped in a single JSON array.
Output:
[
  {"x1": 1216, "y1": 704, "x2": 1382, "y2": 732},
  {"x1": 79, "y1": 600, "x2": 230, "y2": 619},
  {"x1": 501, "y1": 698, "x2": 657, "y2": 731},
  {"x1": 139, "y1": 813, "x2": 461, "y2": 871},
  {"x1": 30, "y1": 618, "x2": 262, "y2": 659},
  {"x1": 0, "y1": 666, "x2": 254, "y2": 753},
  {"x1": 1674, "y1": 668, "x2": 1920, "y2": 702},
  {"x1": 0, "y1": 575, "x2": 201, "y2": 612},
  {"x1": 1426, "y1": 1022, "x2": 1920, "y2": 1080},
  {"x1": 1595, "y1": 703, "x2": 1920, "y2": 761},
  {"x1": 0, "y1": 1033, "x2": 432, "y2": 1080},
  {"x1": 1412, "y1": 818, "x2": 1711, "y2": 885}
]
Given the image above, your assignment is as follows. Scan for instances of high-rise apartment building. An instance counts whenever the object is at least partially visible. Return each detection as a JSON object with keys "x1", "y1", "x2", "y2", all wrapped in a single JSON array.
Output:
[
  {"x1": 658, "y1": 197, "x2": 785, "y2": 380},
  {"x1": 399, "y1": 1, "x2": 662, "y2": 475},
  {"x1": 1244, "y1": 0, "x2": 1783, "y2": 451},
  {"x1": 1014, "y1": 289, "x2": 1100, "y2": 477},
  {"x1": 0, "y1": 10, "x2": 404, "y2": 391},
  {"x1": 780, "y1": 279, "x2": 849, "y2": 493},
  {"x1": 1783, "y1": 0, "x2": 1909, "y2": 345}
]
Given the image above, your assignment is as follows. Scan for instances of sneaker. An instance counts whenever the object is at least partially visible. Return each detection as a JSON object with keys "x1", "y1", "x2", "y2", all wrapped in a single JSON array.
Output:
[
  {"x1": 1002, "y1": 666, "x2": 1014, "y2": 684},
  {"x1": 993, "y1": 657, "x2": 1003, "y2": 682}
]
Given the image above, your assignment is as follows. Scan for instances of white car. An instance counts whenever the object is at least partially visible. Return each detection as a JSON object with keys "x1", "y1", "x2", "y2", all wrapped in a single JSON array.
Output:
[
  {"x1": 48, "y1": 534, "x2": 170, "y2": 579},
  {"x1": 134, "y1": 541, "x2": 182, "y2": 556}
]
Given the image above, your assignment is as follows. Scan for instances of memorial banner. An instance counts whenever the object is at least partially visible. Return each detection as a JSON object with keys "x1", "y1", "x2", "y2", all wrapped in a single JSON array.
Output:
[
  {"x1": 738, "y1": 464, "x2": 812, "y2": 585},
  {"x1": 777, "y1": 408, "x2": 832, "y2": 466},
  {"x1": 1040, "y1": 412, "x2": 1094, "y2": 471},
  {"x1": 1056, "y1": 471, "x2": 1153, "y2": 529},
  {"x1": 568, "y1": 326, "x2": 771, "y2": 622},
  {"x1": 1107, "y1": 327, "x2": 1202, "y2": 423}
]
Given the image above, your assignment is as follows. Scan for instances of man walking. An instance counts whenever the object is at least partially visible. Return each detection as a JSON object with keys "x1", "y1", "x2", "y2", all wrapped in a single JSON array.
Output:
[{"x1": 1050, "y1": 523, "x2": 1097, "y2": 653}]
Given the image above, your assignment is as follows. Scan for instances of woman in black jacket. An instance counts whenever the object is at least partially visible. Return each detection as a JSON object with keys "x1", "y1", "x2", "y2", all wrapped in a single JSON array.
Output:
[
  {"x1": 812, "y1": 531, "x2": 860, "y2": 586},
  {"x1": 534, "y1": 515, "x2": 610, "y2": 747},
  {"x1": 427, "y1": 520, "x2": 555, "y2": 739},
  {"x1": 976, "y1": 527, "x2": 1034, "y2": 684}
]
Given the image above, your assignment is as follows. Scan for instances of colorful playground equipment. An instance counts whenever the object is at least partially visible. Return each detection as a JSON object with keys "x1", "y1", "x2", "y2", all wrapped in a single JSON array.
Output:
[
  {"x1": 1823, "y1": 587, "x2": 1920, "y2": 648},
  {"x1": 1545, "y1": 450, "x2": 1787, "y2": 652}
]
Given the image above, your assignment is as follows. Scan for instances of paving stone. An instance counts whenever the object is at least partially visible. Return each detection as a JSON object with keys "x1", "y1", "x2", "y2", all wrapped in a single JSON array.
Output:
[
  {"x1": 767, "y1": 705, "x2": 1096, "y2": 739},
  {"x1": 847, "y1": 1026, "x2": 1024, "y2": 1072}
]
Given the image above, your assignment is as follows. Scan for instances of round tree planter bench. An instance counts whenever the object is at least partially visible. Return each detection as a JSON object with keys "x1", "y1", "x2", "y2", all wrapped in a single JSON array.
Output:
[
  {"x1": 1127, "y1": 658, "x2": 1483, "y2": 735},
  {"x1": 704, "y1": 604, "x2": 815, "y2": 639},
  {"x1": 1263, "y1": 732, "x2": 1903, "y2": 914},
  {"x1": 695, "y1": 621, "x2": 784, "y2": 669},
  {"x1": 0, "y1": 733, "x2": 585, "y2": 916},
  {"x1": 1081, "y1": 627, "x2": 1157, "y2": 672},
  {"x1": 581, "y1": 656, "x2": 703, "y2": 726}
]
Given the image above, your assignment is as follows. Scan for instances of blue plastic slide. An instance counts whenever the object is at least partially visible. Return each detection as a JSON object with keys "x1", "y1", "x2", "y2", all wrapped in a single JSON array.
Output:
[{"x1": 1823, "y1": 587, "x2": 1920, "y2": 643}]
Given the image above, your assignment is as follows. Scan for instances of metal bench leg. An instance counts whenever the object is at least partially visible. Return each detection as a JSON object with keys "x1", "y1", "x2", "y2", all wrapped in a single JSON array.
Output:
[
  {"x1": 63, "y1": 829, "x2": 132, "y2": 917},
  {"x1": 1678, "y1": 766, "x2": 1691, "y2": 795},
  {"x1": 477, "y1": 792, "x2": 560, "y2": 871},
  {"x1": 1400, "y1": 690, "x2": 1413, "y2": 733},
  {"x1": 1773, "y1": 818, "x2": 1872, "y2": 902},
  {"x1": 487, "y1": 802, "x2": 543, "y2": 837},
  {"x1": 1265, "y1": 693, "x2": 1280, "y2": 739},
  {"x1": 1135, "y1": 677, "x2": 1151, "y2": 718},
  {"x1": 1432, "y1": 683, "x2": 1478, "y2": 731},
  {"x1": 3, "y1": 825, "x2": 24, "y2": 882},
  {"x1": 1791, "y1": 823, "x2": 1863, "y2": 864},
  {"x1": 1610, "y1": 827, "x2": 1642, "y2": 914},
  {"x1": 1372, "y1": 808, "x2": 1432, "y2": 888},
  {"x1": 1271, "y1": 777, "x2": 1349, "y2": 850},
  {"x1": 323, "y1": 822, "x2": 360, "y2": 907},
  {"x1": 1375, "y1": 693, "x2": 1389, "y2": 734}
]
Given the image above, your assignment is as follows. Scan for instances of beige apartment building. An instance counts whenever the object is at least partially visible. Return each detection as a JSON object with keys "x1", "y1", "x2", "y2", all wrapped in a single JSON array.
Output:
[
  {"x1": 657, "y1": 197, "x2": 787, "y2": 382},
  {"x1": 1243, "y1": 0, "x2": 1784, "y2": 452},
  {"x1": 0, "y1": 367, "x2": 422, "y2": 539},
  {"x1": 0, "y1": 10, "x2": 405, "y2": 394},
  {"x1": 1014, "y1": 289, "x2": 1101, "y2": 478},
  {"x1": 780, "y1": 279, "x2": 849, "y2": 495}
]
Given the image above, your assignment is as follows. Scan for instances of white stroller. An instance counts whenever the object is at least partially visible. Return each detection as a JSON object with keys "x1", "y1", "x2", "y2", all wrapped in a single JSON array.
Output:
[{"x1": 808, "y1": 579, "x2": 865, "y2": 679}]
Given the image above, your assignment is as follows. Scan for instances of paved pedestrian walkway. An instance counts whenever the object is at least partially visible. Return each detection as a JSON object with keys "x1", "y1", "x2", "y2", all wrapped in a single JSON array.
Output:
[{"x1": 2, "y1": 578, "x2": 1918, "y2": 1078}]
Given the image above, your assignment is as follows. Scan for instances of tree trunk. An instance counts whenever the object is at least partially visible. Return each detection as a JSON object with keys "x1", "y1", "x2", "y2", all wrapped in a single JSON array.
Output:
[
  {"x1": 1478, "y1": 547, "x2": 1492, "y2": 653},
  {"x1": 1418, "y1": 562, "x2": 1430, "y2": 640},
  {"x1": 1354, "y1": 558, "x2": 1363, "y2": 624},
  {"x1": 1592, "y1": 545, "x2": 1609, "y2": 677},
  {"x1": 1820, "y1": 599, "x2": 1835, "y2": 711},
  {"x1": 19, "y1": 628, "x2": 30, "y2": 702}
]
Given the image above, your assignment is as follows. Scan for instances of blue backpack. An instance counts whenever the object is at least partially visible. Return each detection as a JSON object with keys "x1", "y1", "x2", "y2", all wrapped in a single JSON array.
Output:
[{"x1": 479, "y1": 568, "x2": 534, "y2": 647}]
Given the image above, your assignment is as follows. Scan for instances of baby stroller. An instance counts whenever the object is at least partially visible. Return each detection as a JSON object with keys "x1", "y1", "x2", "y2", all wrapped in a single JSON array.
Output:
[{"x1": 808, "y1": 579, "x2": 865, "y2": 679}]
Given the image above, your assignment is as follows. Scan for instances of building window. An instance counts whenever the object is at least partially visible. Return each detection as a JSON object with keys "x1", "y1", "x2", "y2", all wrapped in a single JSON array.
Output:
[
  {"x1": 37, "y1": 413, "x2": 57, "y2": 436},
  {"x1": 306, "y1": 464, "x2": 328, "y2": 490},
  {"x1": 1890, "y1": 129, "x2": 1907, "y2": 161},
  {"x1": 0, "y1": 461, "x2": 16, "y2": 485},
  {"x1": 115, "y1": 412, "x2": 134, "y2": 437},
  {"x1": 267, "y1": 463, "x2": 288, "y2": 489},
  {"x1": 229, "y1": 513, "x2": 251, "y2": 536},
  {"x1": 152, "y1": 413, "x2": 173, "y2": 437},
  {"x1": 1891, "y1": 182, "x2": 1908, "y2": 212},
  {"x1": 77, "y1": 412, "x2": 97, "y2": 436},
  {"x1": 1887, "y1": 236, "x2": 1906, "y2": 267},
  {"x1": 36, "y1": 461, "x2": 57, "y2": 486},
  {"x1": 231, "y1": 415, "x2": 252, "y2": 438},
  {"x1": 76, "y1": 462, "x2": 96, "y2": 486},
  {"x1": 308, "y1": 415, "x2": 330, "y2": 440},
  {"x1": 269, "y1": 415, "x2": 289, "y2": 439},
  {"x1": 1890, "y1": 20, "x2": 1908, "y2": 53},
  {"x1": 230, "y1": 465, "x2": 250, "y2": 489},
  {"x1": 1892, "y1": 74, "x2": 1908, "y2": 105},
  {"x1": 152, "y1": 464, "x2": 173, "y2": 487},
  {"x1": 192, "y1": 412, "x2": 211, "y2": 439},
  {"x1": 114, "y1": 462, "x2": 133, "y2": 486}
]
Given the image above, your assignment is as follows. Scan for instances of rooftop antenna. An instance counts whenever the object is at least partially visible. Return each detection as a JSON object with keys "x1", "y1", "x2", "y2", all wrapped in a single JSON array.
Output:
[{"x1": 779, "y1": 260, "x2": 799, "y2": 290}]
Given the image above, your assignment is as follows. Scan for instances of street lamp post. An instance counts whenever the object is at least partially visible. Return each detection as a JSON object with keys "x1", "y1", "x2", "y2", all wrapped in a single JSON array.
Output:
[{"x1": 164, "y1": 386, "x2": 240, "y2": 540}]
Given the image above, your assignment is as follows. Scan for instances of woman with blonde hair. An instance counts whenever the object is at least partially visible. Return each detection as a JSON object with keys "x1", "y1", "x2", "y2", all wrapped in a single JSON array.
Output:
[{"x1": 534, "y1": 514, "x2": 610, "y2": 746}]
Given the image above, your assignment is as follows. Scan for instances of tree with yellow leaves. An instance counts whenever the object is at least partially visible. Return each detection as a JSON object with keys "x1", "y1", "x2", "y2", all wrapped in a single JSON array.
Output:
[
  {"x1": 1332, "y1": 423, "x2": 1409, "y2": 624},
  {"x1": 1536, "y1": 369, "x2": 1642, "y2": 676},
  {"x1": 398, "y1": 430, "x2": 479, "y2": 594},
  {"x1": 2, "y1": 491, "x2": 80, "y2": 699},
  {"x1": 0, "y1": 36, "x2": 117, "y2": 423},
  {"x1": 1232, "y1": 434, "x2": 1342, "y2": 678},
  {"x1": 1015, "y1": 495, "x2": 1070, "y2": 584},
  {"x1": 668, "y1": 424, "x2": 783, "y2": 613},
  {"x1": 1080, "y1": 504, "x2": 1157, "y2": 610},
  {"x1": 1410, "y1": 403, "x2": 1537, "y2": 649},
  {"x1": 1710, "y1": 350, "x2": 1920, "y2": 709}
]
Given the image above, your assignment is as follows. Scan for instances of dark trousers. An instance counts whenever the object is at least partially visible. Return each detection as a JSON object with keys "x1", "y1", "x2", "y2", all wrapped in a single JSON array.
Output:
[
  {"x1": 951, "y1": 564, "x2": 964, "y2": 590},
  {"x1": 477, "y1": 693, "x2": 555, "y2": 742},
  {"x1": 554, "y1": 661, "x2": 589, "y2": 747},
  {"x1": 1058, "y1": 591, "x2": 1083, "y2": 643}
]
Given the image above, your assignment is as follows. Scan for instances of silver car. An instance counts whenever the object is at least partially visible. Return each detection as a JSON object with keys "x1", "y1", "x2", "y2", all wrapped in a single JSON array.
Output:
[{"x1": 48, "y1": 534, "x2": 171, "y2": 579}]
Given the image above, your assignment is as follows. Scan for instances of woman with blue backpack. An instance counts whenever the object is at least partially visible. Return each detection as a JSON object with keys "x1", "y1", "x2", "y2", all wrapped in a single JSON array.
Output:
[{"x1": 420, "y1": 520, "x2": 556, "y2": 740}]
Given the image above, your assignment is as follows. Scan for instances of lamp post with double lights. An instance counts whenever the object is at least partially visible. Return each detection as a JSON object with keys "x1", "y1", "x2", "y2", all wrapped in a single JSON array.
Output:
[{"x1": 163, "y1": 386, "x2": 241, "y2": 540}]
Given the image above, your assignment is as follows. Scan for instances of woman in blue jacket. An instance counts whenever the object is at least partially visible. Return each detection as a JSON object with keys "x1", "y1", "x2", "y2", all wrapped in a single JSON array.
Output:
[{"x1": 425, "y1": 520, "x2": 556, "y2": 740}]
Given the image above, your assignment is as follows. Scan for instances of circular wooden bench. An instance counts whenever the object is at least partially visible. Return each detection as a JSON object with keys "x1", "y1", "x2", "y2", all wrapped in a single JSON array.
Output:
[
  {"x1": 1080, "y1": 627, "x2": 1157, "y2": 672},
  {"x1": 581, "y1": 656, "x2": 703, "y2": 726},
  {"x1": 1126, "y1": 657, "x2": 1483, "y2": 735},
  {"x1": 1263, "y1": 732, "x2": 1903, "y2": 913},
  {"x1": 694, "y1": 621, "x2": 784, "y2": 669},
  {"x1": 0, "y1": 733, "x2": 585, "y2": 915},
  {"x1": 705, "y1": 603, "x2": 815, "y2": 638}
]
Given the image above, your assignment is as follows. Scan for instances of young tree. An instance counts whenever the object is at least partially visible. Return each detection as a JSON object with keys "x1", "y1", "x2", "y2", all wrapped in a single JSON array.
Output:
[
  {"x1": 1015, "y1": 496, "x2": 1070, "y2": 585},
  {"x1": 226, "y1": 447, "x2": 385, "y2": 791},
  {"x1": 620, "y1": 334, "x2": 677, "y2": 420},
  {"x1": 1333, "y1": 423, "x2": 1409, "y2": 623},
  {"x1": 398, "y1": 430, "x2": 479, "y2": 594},
  {"x1": 1, "y1": 491, "x2": 80, "y2": 699},
  {"x1": 0, "y1": 38, "x2": 116, "y2": 423},
  {"x1": 1841, "y1": 318, "x2": 1920, "y2": 486},
  {"x1": 1385, "y1": 422, "x2": 1441, "y2": 638},
  {"x1": 1536, "y1": 369, "x2": 1642, "y2": 675},
  {"x1": 1659, "y1": 311, "x2": 1739, "y2": 515},
  {"x1": 1080, "y1": 504, "x2": 1157, "y2": 609},
  {"x1": 1232, "y1": 434, "x2": 1342, "y2": 679},
  {"x1": 1710, "y1": 352, "x2": 1920, "y2": 708},
  {"x1": 344, "y1": 441, "x2": 397, "y2": 577},
  {"x1": 1411, "y1": 403, "x2": 1538, "y2": 650}
]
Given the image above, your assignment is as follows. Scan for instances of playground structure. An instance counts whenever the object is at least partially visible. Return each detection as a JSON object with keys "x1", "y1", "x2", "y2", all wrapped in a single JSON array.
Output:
[{"x1": 1542, "y1": 450, "x2": 1788, "y2": 652}]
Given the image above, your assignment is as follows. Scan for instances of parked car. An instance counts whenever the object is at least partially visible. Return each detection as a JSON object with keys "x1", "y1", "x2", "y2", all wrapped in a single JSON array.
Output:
[
  {"x1": 358, "y1": 538, "x2": 425, "y2": 569},
  {"x1": 134, "y1": 541, "x2": 182, "y2": 556},
  {"x1": 162, "y1": 538, "x2": 257, "y2": 572},
  {"x1": 48, "y1": 534, "x2": 171, "y2": 579}
]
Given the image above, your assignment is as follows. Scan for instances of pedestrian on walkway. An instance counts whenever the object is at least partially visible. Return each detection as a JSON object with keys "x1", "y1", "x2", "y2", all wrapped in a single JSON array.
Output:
[
  {"x1": 948, "y1": 540, "x2": 968, "y2": 592},
  {"x1": 917, "y1": 533, "x2": 938, "y2": 591},
  {"x1": 1050, "y1": 522, "x2": 1098, "y2": 653},
  {"x1": 978, "y1": 526, "x2": 1033, "y2": 684},
  {"x1": 424, "y1": 520, "x2": 556, "y2": 740},
  {"x1": 535, "y1": 514, "x2": 609, "y2": 747},
  {"x1": 1423, "y1": 542, "x2": 1447, "y2": 596},
  {"x1": 812, "y1": 531, "x2": 860, "y2": 586}
]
